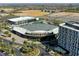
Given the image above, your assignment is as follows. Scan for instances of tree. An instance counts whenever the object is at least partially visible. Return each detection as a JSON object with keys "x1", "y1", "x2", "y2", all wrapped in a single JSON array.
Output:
[
  {"x1": 12, "y1": 37, "x2": 16, "y2": 42},
  {"x1": 4, "y1": 31, "x2": 9, "y2": 35},
  {"x1": 11, "y1": 37, "x2": 16, "y2": 50},
  {"x1": 0, "y1": 38, "x2": 16, "y2": 55},
  {"x1": 20, "y1": 40, "x2": 36, "y2": 54},
  {"x1": 10, "y1": 38, "x2": 16, "y2": 55},
  {"x1": 12, "y1": 37, "x2": 16, "y2": 44},
  {"x1": 52, "y1": 19, "x2": 64, "y2": 26},
  {"x1": 8, "y1": 34, "x2": 11, "y2": 37},
  {"x1": 0, "y1": 23, "x2": 2, "y2": 32},
  {"x1": 46, "y1": 45, "x2": 51, "y2": 52},
  {"x1": 0, "y1": 10, "x2": 5, "y2": 13},
  {"x1": 0, "y1": 40, "x2": 5, "y2": 50},
  {"x1": 20, "y1": 41, "x2": 32, "y2": 53},
  {"x1": 23, "y1": 40, "x2": 30, "y2": 47},
  {"x1": 10, "y1": 48, "x2": 16, "y2": 56}
]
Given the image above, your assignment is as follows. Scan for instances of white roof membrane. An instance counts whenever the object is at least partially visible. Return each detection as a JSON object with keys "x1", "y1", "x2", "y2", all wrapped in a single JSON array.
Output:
[{"x1": 8, "y1": 17, "x2": 35, "y2": 22}]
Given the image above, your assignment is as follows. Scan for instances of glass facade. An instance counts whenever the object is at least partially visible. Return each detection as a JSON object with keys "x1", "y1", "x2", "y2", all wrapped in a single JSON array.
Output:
[
  {"x1": 9, "y1": 19, "x2": 36, "y2": 25},
  {"x1": 58, "y1": 24, "x2": 79, "y2": 56}
]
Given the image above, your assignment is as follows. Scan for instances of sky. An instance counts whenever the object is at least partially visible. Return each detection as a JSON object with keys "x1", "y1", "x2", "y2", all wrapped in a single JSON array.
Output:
[{"x1": 0, "y1": 0, "x2": 79, "y2": 3}]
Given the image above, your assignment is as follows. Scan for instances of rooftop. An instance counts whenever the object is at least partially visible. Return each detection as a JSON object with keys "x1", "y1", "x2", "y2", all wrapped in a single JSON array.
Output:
[
  {"x1": 60, "y1": 21, "x2": 79, "y2": 31},
  {"x1": 12, "y1": 21, "x2": 58, "y2": 34},
  {"x1": 8, "y1": 16, "x2": 35, "y2": 22}
]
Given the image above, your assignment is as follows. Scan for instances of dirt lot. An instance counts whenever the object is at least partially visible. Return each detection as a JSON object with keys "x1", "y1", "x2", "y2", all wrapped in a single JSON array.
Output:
[
  {"x1": 0, "y1": 8, "x2": 15, "y2": 13},
  {"x1": 49, "y1": 12, "x2": 79, "y2": 17},
  {"x1": 13, "y1": 10, "x2": 49, "y2": 17},
  {"x1": 48, "y1": 12, "x2": 79, "y2": 22}
]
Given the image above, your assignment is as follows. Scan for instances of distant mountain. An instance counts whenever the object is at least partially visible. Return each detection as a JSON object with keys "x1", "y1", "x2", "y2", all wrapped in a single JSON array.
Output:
[{"x1": 0, "y1": 3, "x2": 79, "y2": 7}]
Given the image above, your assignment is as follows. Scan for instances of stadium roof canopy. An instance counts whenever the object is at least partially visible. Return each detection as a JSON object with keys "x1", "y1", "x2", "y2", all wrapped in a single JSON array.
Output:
[
  {"x1": 12, "y1": 21, "x2": 58, "y2": 34},
  {"x1": 8, "y1": 16, "x2": 35, "y2": 22}
]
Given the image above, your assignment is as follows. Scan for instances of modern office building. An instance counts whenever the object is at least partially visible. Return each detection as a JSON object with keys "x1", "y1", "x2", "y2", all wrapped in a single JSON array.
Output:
[
  {"x1": 58, "y1": 21, "x2": 79, "y2": 56},
  {"x1": 8, "y1": 16, "x2": 58, "y2": 38}
]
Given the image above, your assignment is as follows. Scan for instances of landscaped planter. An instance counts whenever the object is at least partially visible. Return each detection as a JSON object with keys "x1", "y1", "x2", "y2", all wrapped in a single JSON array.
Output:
[{"x1": 20, "y1": 48, "x2": 40, "y2": 56}]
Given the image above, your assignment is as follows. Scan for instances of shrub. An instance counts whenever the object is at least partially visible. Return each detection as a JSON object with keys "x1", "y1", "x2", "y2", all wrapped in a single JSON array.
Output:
[
  {"x1": 8, "y1": 34, "x2": 11, "y2": 37},
  {"x1": 4, "y1": 31, "x2": 9, "y2": 34},
  {"x1": 52, "y1": 19, "x2": 64, "y2": 26}
]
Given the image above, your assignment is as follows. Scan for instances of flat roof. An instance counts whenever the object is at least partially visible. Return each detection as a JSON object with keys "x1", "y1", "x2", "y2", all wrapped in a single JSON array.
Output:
[
  {"x1": 8, "y1": 16, "x2": 35, "y2": 22},
  {"x1": 53, "y1": 46, "x2": 67, "y2": 54},
  {"x1": 60, "y1": 21, "x2": 79, "y2": 31}
]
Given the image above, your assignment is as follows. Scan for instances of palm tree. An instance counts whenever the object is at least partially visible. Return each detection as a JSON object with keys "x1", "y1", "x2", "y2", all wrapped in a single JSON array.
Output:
[
  {"x1": 0, "y1": 26, "x2": 1, "y2": 31},
  {"x1": 5, "y1": 43, "x2": 12, "y2": 55},
  {"x1": 10, "y1": 48, "x2": 16, "y2": 56},
  {"x1": 9, "y1": 37, "x2": 16, "y2": 55},
  {"x1": 0, "y1": 39, "x2": 10, "y2": 54},
  {"x1": 12, "y1": 37, "x2": 16, "y2": 44}
]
